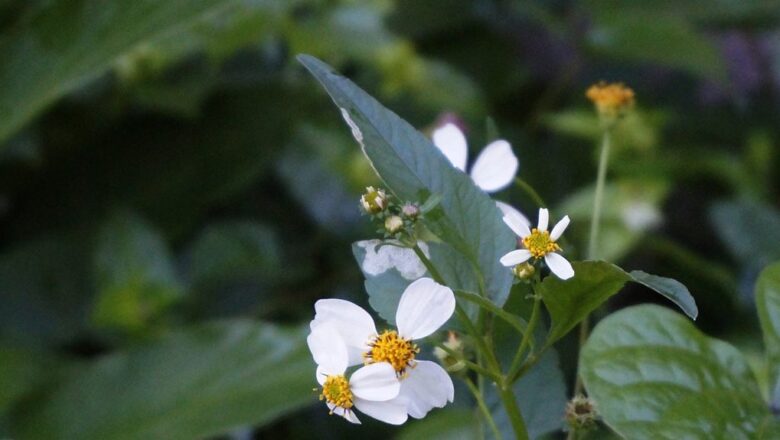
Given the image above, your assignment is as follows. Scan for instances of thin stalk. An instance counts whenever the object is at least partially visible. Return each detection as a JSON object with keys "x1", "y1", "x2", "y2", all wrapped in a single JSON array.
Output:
[
  {"x1": 574, "y1": 128, "x2": 612, "y2": 396},
  {"x1": 498, "y1": 383, "x2": 530, "y2": 440},
  {"x1": 465, "y1": 377, "x2": 503, "y2": 440},
  {"x1": 514, "y1": 177, "x2": 547, "y2": 208},
  {"x1": 508, "y1": 293, "x2": 542, "y2": 380},
  {"x1": 433, "y1": 342, "x2": 501, "y2": 382},
  {"x1": 412, "y1": 243, "x2": 444, "y2": 284}
]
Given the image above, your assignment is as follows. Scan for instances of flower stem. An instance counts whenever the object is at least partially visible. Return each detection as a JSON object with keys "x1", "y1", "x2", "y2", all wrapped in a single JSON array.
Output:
[
  {"x1": 574, "y1": 128, "x2": 612, "y2": 396},
  {"x1": 498, "y1": 382, "x2": 530, "y2": 440},
  {"x1": 514, "y1": 177, "x2": 547, "y2": 208},
  {"x1": 587, "y1": 129, "x2": 611, "y2": 260},
  {"x1": 508, "y1": 292, "x2": 541, "y2": 379},
  {"x1": 465, "y1": 377, "x2": 503, "y2": 440}
]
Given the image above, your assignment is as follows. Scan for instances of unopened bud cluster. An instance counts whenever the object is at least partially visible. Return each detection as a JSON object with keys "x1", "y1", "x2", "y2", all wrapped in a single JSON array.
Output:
[
  {"x1": 565, "y1": 394, "x2": 598, "y2": 432},
  {"x1": 359, "y1": 187, "x2": 421, "y2": 240},
  {"x1": 586, "y1": 81, "x2": 635, "y2": 126}
]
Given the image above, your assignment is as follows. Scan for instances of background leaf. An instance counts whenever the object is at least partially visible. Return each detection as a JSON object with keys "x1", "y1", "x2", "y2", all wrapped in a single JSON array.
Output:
[
  {"x1": 299, "y1": 55, "x2": 515, "y2": 306},
  {"x1": 0, "y1": 0, "x2": 243, "y2": 144},
  {"x1": 14, "y1": 320, "x2": 314, "y2": 440},
  {"x1": 581, "y1": 304, "x2": 771, "y2": 439},
  {"x1": 629, "y1": 270, "x2": 699, "y2": 320},
  {"x1": 92, "y1": 210, "x2": 183, "y2": 334},
  {"x1": 755, "y1": 261, "x2": 780, "y2": 408}
]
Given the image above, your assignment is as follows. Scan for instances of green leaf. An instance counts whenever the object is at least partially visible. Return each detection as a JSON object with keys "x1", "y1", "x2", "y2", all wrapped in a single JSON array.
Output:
[
  {"x1": 581, "y1": 304, "x2": 771, "y2": 439},
  {"x1": 0, "y1": 0, "x2": 244, "y2": 145},
  {"x1": 756, "y1": 261, "x2": 780, "y2": 407},
  {"x1": 92, "y1": 210, "x2": 183, "y2": 334},
  {"x1": 540, "y1": 261, "x2": 631, "y2": 345},
  {"x1": 352, "y1": 240, "x2": 477, "y2": 324},
  {"x1": 299, "y1": 55, "x2": 514, "y2": 306},
  {"x1": 629, "y1": 270, "x2": 698, "y2": 320},
  {"x1": 0, "y1": 346, "x2": 58, "y2": 414},
  {"x1": 14, "y1": 320, "x2": 314, "y2": 440},
  {"x1": 540, "y1": 261, "x2": 698, "y2": 344}
]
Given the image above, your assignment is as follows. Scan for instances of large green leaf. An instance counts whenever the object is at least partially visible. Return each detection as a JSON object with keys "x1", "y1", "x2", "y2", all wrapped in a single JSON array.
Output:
[
  {"x1": 92, "y1": 210, "x2": 183, "y2": 334},
  {"x1": 14, "y1": 320, "x2": 314, "y2": 440},
  {"x1": 299, "y1": 55, "x2": 515, "y2": 306},
  {"x1": 756, "y1": 261, "x2": 780, "y2": 407},
  {"x1": 540, "y1": 261, "x2": 631, "y2": 345},
  {"x1": 0, "y1": 0, "x2": 245, "y2": 145},
  {"x1": 540, "y1": 261, "x2": 698, "y2": 345},
  {"x1": 581, "y1": 305, "x2": 772, "y2": 439},
  {"x1": 397, "y1": 408, "x2": 478, "y2": 440}
]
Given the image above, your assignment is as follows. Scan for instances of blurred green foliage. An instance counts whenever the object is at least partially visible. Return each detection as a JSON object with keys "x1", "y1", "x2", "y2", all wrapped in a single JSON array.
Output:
[{"x1": 0, "y1": 0, "x2": 779, "y2": 438}]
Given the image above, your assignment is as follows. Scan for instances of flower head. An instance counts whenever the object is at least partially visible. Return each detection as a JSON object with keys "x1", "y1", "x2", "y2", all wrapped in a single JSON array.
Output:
[
  {"x1": 384, "y1": 215, "x2": 404, "y2": 234},
  {"x1": 586, "y1": 82, "x2": 635, "y2": 119},
  {"x1": 565, "y1": 394, "x2": 598, "y2": 432},
  {"x1": 500, "y1": 208, "x2": 574, "y2": 280},
  {"x1": 308, "y1": 323, "x2": 406, "y2": 424},
  {"x1": 360, "y1": 186, "x2": 387, "y2": 214},
  {"x1": 432, "y1": 123, "x2": 518, "y2": 193},
  {"x1": 311, "y1": 277, "x2": 456, "y2": 420}
]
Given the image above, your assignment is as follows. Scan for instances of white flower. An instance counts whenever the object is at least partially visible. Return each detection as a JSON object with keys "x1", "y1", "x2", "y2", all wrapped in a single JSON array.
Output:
[
  {"x1": 308, "y1": 323, "x2": 406, "y2": 424},
  {"x1": 500, "y1": 208, "x2": 574, "y2": 280},
  {"x1": 432, "y1": 122, "x2": 518, "y2": 193},
  {"x1": 311, "y1": 277, "x2": 456, "y2": 419}
]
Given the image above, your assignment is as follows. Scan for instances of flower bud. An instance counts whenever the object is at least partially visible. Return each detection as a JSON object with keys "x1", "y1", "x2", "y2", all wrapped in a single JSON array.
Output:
[
  {"x1": 512, "y1": 262, "x2": 535, "y2": 280},
  {"x1": 384, "y1": 215, "x2": 404, "y2": 234},
  {"x1": 433, "y1": 332, "x2": 466, "y2": 373},
  {"x1": 565, "y1": 394, "x2": 598, "y2": 432},
  {"x1": 360, "y1": 187, "x2": 387, "y2": 214},
  {"x1": 401, "y1": 202, "x2": 420, "y2": 219}
]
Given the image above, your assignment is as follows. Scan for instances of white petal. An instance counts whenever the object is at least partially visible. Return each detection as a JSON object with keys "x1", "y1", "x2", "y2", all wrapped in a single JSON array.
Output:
[
  {"x1": 328, "y1": 403, "x2": 361, "y2": 424},
  {"x1": 496, "y1": 201, "x2": 531, "y2": 232},
  {"x1": 312, "y1": 299, "x2": 377, "y2": 366},
  {"x1": 307, "y1": 323, "x2": 347, "y2": 375},
  {"x1": 350, "y1": 363, "x2": 400, "y2": 402},
  {"x1": 500, "y1": 249, "x2": 532, "y2": 266},
  {"x1": 537, "y1": 208, "x2": 549, "y2": 232},
  {"x1": 469, "y1": 140, "x2": 518, "y2": 192},
  {"x1": 396, "y1": 360, "x2": 454, "y2": 418},
  {"x1": 550, "y1": 215, "x2": 570, "y2": 241},
  {"x1": 545, "y1": 253, "x2": 574, "y2": 280},
  {"x1": 353, "y1": 397, "x2": 408, "y2": 425},
  {"x1": 502, "y1": 214, "x2": 531, "y2": 239},
  {"x1": 431, "y1": 123, "x2": 468, "y2": 171},
  {"x1": 396, "y1": 278, "x2": 455, "y2": 340}
]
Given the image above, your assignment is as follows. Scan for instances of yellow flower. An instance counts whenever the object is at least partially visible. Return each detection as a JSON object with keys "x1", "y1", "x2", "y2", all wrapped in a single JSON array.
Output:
[{"x1": 586, "y1": 82, "x2": 635, "y2": 120}]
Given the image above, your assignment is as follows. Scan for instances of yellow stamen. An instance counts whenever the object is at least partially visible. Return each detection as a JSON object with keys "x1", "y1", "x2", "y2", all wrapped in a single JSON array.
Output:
[
  {"x1": 364, "y1": 330, "x2": 419, "y2": 375},
  {"x1": 522, "y1": 228, "x2": 561, "y2": 259},
  {"x1": 319, "y1": 375, "x2": 353, "y2": 411}
]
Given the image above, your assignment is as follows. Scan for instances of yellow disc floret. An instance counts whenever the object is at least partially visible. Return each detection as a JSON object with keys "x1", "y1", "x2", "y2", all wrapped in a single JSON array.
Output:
[
  {"x1": 522, "y1": 228, "x2": 561, "y2": 259},
  {"x1": 364, "y1": 330, "x2": 419, "y2": 375},
  {"x1": 320, "y1": 375, "x2": 353, "y2": 411},
  {"x1": 586, "y1": 81, "x2": 635, "y2": 118}
]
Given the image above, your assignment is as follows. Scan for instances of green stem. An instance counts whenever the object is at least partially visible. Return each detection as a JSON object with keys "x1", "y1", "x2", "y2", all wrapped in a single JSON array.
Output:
[
  {"x1": 465, "y1": 377, "x2": 503, "y2": 440},
  {"x1": 587, "y1": 129, "x2": 611, "y2": 260},
  {"x1": 433, "y1": 342, "x2": 501, "y2": 382},
  {"x1": 514, "y1": 177, "x2": 547, "y2": 208},
  {"x1": 508, "y1": 293, "x2": 542, "y2": 380},
  {"x1": 574, "y1": 128, "x2": 612, "y2": 396},
  {"x1": 412, "y1": 243, "x2": 444, "y2": 283},
  {"x1": 498, "y1": 383, "x2": 530, "y2": 440}
]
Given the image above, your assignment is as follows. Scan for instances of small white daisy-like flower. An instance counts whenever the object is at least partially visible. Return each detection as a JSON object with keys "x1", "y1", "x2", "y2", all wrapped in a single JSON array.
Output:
[
  {"x1": 308, "y1": 323, "x2": 406, "y2": 425},
  {"x1": 432, "y1": 122, "x2": 518, "y2": 193},
  {"x1": 311, "y1": 277, "x2": 456, "y2": 419},
  {"x1": 500, "y1": 208, "x2": 574, "y2": 280}
]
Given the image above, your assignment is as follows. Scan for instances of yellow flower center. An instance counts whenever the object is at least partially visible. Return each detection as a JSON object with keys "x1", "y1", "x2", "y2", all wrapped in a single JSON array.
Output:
[
  {"x1": 522, "y1": 228, "x2": 561, "y2": 259},
  {"x1": 320, "y1": 375, "x2": 353, "y2": 410},
  {"x1": 364, "y1": 330, "x2": 419, "y2": 375},
  {"x1": 586, "y1": 82, "x2": 635, "y2": 117}
]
